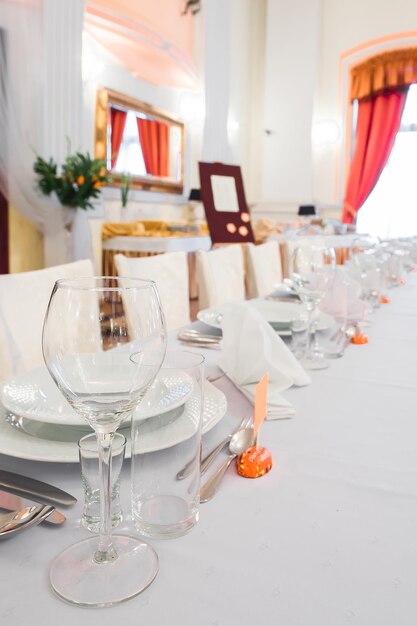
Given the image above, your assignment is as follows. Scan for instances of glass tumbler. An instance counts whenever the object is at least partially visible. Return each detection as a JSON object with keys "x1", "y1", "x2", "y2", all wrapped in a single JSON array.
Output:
[
  {"x1": 290, "y1": 316, "x2": 308, "y2": 359},
  {"x1": 131, "y1": 350, "x2": 204, "y2": 539},
  {"x1": 78, "y1": 432, "x2": 126, "y2": 533}
]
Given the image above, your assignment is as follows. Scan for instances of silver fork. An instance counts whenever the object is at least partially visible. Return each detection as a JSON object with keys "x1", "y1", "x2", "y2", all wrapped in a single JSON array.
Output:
[{"x1": 176, "y1": 415, "x2": 252, "y2": 481}]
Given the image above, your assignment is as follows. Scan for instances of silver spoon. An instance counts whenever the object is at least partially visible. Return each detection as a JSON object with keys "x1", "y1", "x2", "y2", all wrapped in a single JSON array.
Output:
[
  {"x1": 200, "y1": 428, "x2": 255, "y2": 503},
  {"x1": 0, "y1": 504, "x2": 55, "y2": 538},
  {"x1": 324, "y1": 325, "x2": 356, "y2": 359},
  {"x1": 176, "y1": 415, "x2": 251, "y2": 481}
]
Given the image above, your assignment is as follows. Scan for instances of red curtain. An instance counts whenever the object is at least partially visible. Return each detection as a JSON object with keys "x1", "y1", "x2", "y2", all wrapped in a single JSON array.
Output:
[
  {"x1": 110, "y1": 108, "x2": 127, "y2": 168},
  {"x1": 342, "y1": 89, "x2": 407, "y2": 224},
  {"x1": 137, "y1": 118, "x2": 169, "y2": 177}
]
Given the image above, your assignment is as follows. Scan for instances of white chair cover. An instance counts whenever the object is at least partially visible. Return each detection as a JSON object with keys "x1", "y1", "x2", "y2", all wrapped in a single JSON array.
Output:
[
  {"x1": 246, "y1": 241, "x2": 283, "y2": 298},
  {"x1": 114, "y1": 252, "x2": 190, "y2": 331},
  {"x1": 0, "y1": 259, "x2": 94, "y2": 380},
  {"x1": 196, "y1": 245, "x2": 245, "y2": 309}
]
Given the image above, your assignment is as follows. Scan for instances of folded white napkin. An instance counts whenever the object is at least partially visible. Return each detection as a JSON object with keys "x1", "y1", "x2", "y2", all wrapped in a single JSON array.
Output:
[
  {"x1": 320, "y1": 267, "x2": 364, "y2": 322},
  {"x1": 219, "y1": 302, "x2": 311, "y2": 419}
]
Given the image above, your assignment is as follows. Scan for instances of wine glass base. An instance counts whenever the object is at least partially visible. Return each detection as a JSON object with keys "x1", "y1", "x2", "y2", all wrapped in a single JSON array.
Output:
[
  {"x1": 50, "y1": 534, "x2": 158, "y2": 608},
  {"x1": 299, "y1": 355, "x2": 329, "y2": 370}
]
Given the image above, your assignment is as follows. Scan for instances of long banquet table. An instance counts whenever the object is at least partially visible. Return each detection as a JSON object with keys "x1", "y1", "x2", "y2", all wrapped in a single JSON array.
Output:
[{"x1": 1, "y1": 277, "x2": 417, "y2": 625}]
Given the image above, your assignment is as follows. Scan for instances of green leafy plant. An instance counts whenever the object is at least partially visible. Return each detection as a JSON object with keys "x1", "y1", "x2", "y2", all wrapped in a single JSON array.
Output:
[
  {"x1": 33, "y1": 151, "x2": 108, "y2": 210},
  {"x1": 120, "y1": 173, "x2": 131, "y2": 208}
]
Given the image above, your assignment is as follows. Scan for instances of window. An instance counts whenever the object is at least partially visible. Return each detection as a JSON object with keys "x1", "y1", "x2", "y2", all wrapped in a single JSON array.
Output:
[
  {"x1": 356, "y1": 84, "x2": 417, "y2": 238},
  {"x1": 112, "y1": 111, "x2": 147, "y2": 177}
]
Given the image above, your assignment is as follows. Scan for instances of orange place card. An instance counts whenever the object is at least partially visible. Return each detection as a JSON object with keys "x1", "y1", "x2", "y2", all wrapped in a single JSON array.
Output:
[
  {"x1": 237, "y1": 446, "x2": 273, "y2": 479},
  {"x1": 253, "y1": 372, "x2": 269, "y2": 437},
  {"x1": 380, "y1": 296, "x2": 390, "y2": 304}
]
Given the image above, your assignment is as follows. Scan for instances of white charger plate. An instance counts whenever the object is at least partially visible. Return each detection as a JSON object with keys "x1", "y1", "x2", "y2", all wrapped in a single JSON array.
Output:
[
  {"x1": 197, "y1": 299, "x2": 334, "y2": 336},
  {"x1": 0, "y1": 380, "x2": 227, "y2": 463},
  {"x1": 1, "y1": 365, "x2": 193, "y2": 428}
]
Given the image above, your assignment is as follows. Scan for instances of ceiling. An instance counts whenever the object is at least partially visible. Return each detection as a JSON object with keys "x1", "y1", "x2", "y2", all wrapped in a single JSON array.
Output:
[{"x1": 85, "y1": 0, "x2": 198, "y2": 89}]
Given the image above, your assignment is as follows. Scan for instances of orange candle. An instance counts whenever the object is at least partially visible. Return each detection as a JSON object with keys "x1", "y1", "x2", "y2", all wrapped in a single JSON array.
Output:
[
  {"x1": 351, "y1": 332, "x2": 368, "y2": 345},
  {"x1": 237, "y1": 446, "x2": 272, "y2": 478}
]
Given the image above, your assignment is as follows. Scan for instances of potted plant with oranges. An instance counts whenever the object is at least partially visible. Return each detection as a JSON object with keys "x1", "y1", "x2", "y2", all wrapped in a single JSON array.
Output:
[
  {"x1": 33, "y1": 151, "x2": 108, "y2": 209},
  {"x1": 34, "y1": 151, "x2": 109, "y2": 261}
]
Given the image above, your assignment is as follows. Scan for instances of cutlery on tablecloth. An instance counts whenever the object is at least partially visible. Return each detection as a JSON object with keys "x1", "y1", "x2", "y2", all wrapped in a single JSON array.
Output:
[
  {"x1": 176, "y1": 415, "x2": 252, "y2": 481},
  {"x1": 200, "y1": 428, "x2": 255, "y2": 503},
  {"x1": 0, "y1": 469, "x2": 77, "y2": 507},
  {"x1": 0, "y1": 504, "x2": 55, "y2": 538},
  {"x1": 0, "y1": 489, "x2": 65, "y2": 525},
  {"x1": 178, "y1": 329, "x2": 222, "y2": 346}
]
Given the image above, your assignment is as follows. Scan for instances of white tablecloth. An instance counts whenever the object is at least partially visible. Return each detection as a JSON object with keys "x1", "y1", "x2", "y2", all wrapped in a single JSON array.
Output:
[
  {"x1": 267, "y1": 233, "x2": 358, "y2": 248},
  {"x1": 102, "y1": 235, "x2": 212, "y2": 254},
  {"x1": 1, "y1": 278, "x2": 417, "y2": 625}
]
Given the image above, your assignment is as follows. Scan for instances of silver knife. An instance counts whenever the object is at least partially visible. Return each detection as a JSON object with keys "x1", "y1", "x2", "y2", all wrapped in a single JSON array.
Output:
[
  {"x1": 0, "y1": 470, "x2": 77, "y2": 507},
  {"x1": 0, "y1": 489, "x2": 65, "y2": 525}
]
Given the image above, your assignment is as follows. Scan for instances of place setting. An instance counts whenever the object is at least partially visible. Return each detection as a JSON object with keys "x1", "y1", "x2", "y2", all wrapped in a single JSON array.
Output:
[{"x1": 0, "y1": 276, "x2": 230, "y2": 608}]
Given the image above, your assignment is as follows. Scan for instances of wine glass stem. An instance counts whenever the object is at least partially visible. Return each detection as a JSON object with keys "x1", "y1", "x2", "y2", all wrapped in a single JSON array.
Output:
[
  {"x1": 94, "y1": 431, "x2": 117, "y2": 564},
  {"x1": 304, "y1": 305, "x2": 315, "y2": 360}
]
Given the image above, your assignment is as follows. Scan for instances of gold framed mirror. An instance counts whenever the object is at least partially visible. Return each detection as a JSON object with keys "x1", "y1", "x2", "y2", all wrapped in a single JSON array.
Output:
[{"x1": 95, "y1": 88, "x2": 184, "y2": 194}]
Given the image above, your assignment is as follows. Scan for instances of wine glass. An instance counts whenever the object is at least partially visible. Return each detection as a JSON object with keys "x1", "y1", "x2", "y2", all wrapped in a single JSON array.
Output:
[
  {"x1": 42, "y1": 277, "x2": 166, "y2": 608},
  {"x1": 289, "y1": 246, "x2": 336, "y2": 370}
]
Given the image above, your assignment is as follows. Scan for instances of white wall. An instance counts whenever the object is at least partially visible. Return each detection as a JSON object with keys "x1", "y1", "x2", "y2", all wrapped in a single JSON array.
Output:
[{"x1": 262, "y1": 0, "x2": 321, "y2": 210}]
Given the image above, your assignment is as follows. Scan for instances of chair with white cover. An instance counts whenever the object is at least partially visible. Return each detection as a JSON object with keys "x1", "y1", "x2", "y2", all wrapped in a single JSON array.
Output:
[
  {"x1": 0, "y1": 259, "x2": 94, "y2": 381},
  {"x1": 114, "y1": 251, "x2": 190, "y2": 331},
  {"x1": 196, "y1": 245, "x2": 245, "y2": 309},
  {"x1": 246, "y1": 241, "x2": 283, "y2": 298}
]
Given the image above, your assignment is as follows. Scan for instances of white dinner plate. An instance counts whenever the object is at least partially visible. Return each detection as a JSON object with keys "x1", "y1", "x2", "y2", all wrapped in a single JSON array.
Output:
[
  {"x1": 0, "y1": 380, "x2": 227, "y2": 463},
  {"x1": 197, "y1": 299, "x2": 334, "y2": 336},
  {"x1": 1, "y1": 366, "x2": 193, "y2": 428}
]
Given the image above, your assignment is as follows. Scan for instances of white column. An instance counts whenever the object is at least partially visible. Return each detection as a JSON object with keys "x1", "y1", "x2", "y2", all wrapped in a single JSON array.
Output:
[
  {"x1": 42, "y1": 0, "x2": 86, "y2": 162},
  {"x1": 42, "y1": 0, "x2": 86, "y2": 266},
  {"x1": 201, "y1": 0, "x2": 233, "y2": 164}
]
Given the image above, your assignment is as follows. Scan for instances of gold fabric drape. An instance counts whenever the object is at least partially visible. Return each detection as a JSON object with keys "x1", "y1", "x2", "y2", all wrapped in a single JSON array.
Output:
[{"x1": 350, "y1": 47, "x2": 417, "y2": 101}]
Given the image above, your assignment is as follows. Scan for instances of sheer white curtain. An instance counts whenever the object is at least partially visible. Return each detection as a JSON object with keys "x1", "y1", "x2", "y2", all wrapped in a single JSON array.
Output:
[{"x1": 0, "y1": 0, "x2": 86, "y2": 266}]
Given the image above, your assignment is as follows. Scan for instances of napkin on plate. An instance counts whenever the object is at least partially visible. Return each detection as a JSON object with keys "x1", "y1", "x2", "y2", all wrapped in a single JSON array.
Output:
[{"x1": 219, "y1": 302, "x2": 311, "y2": 419}]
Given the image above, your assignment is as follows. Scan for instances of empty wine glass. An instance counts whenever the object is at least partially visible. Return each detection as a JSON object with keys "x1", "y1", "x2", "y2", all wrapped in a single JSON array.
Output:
[
  {"x1": 289, "y1": 246, "x2": 336, "y2": 369},
  {"x1": 42, "y1": 277, "x2": 166, "y2": 608}
]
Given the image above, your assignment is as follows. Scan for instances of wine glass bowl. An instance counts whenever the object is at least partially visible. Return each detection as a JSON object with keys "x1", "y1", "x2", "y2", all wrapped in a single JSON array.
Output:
[
  {"x1": 42, "y1": 276, "x2": 166, "y2": 607},
  {"x1": 289, "y1": 246, "x2": 336, "y2": 370}
]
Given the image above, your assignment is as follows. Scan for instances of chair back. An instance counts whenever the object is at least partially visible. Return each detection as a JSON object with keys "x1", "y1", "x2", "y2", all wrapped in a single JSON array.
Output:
[
  {"x1": 246, "y1": 241, "x2": 283, "y2": 298},
  {"x1": 114, "y1": 252, "x2": 190, "y2": 331},
  {"x1": 0, "y1": 259, "x2": 94, "y2": 380},
  {"x1": 196, "y1": 245, "x2": 245, "y2": 309}
]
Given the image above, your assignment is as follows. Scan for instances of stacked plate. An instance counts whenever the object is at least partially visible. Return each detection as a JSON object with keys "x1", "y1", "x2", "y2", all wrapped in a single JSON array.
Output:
[{"x1": 0, "y1": 366, "x2": 227, "y2": 463}]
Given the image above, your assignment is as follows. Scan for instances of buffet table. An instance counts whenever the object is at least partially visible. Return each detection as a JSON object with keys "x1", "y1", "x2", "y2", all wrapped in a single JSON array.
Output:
[
  {"x1": 102, "y1": 234, "x2": 212, "y2": 275},
  {"x1": 1, "y1": 278, "x2": 417, "y2": 625}
]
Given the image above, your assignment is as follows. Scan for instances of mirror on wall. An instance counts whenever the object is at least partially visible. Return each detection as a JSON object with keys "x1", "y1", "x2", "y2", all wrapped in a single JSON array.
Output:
[{"x1": 95, "y1": 88, "x2": 184, "y2": 194}]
